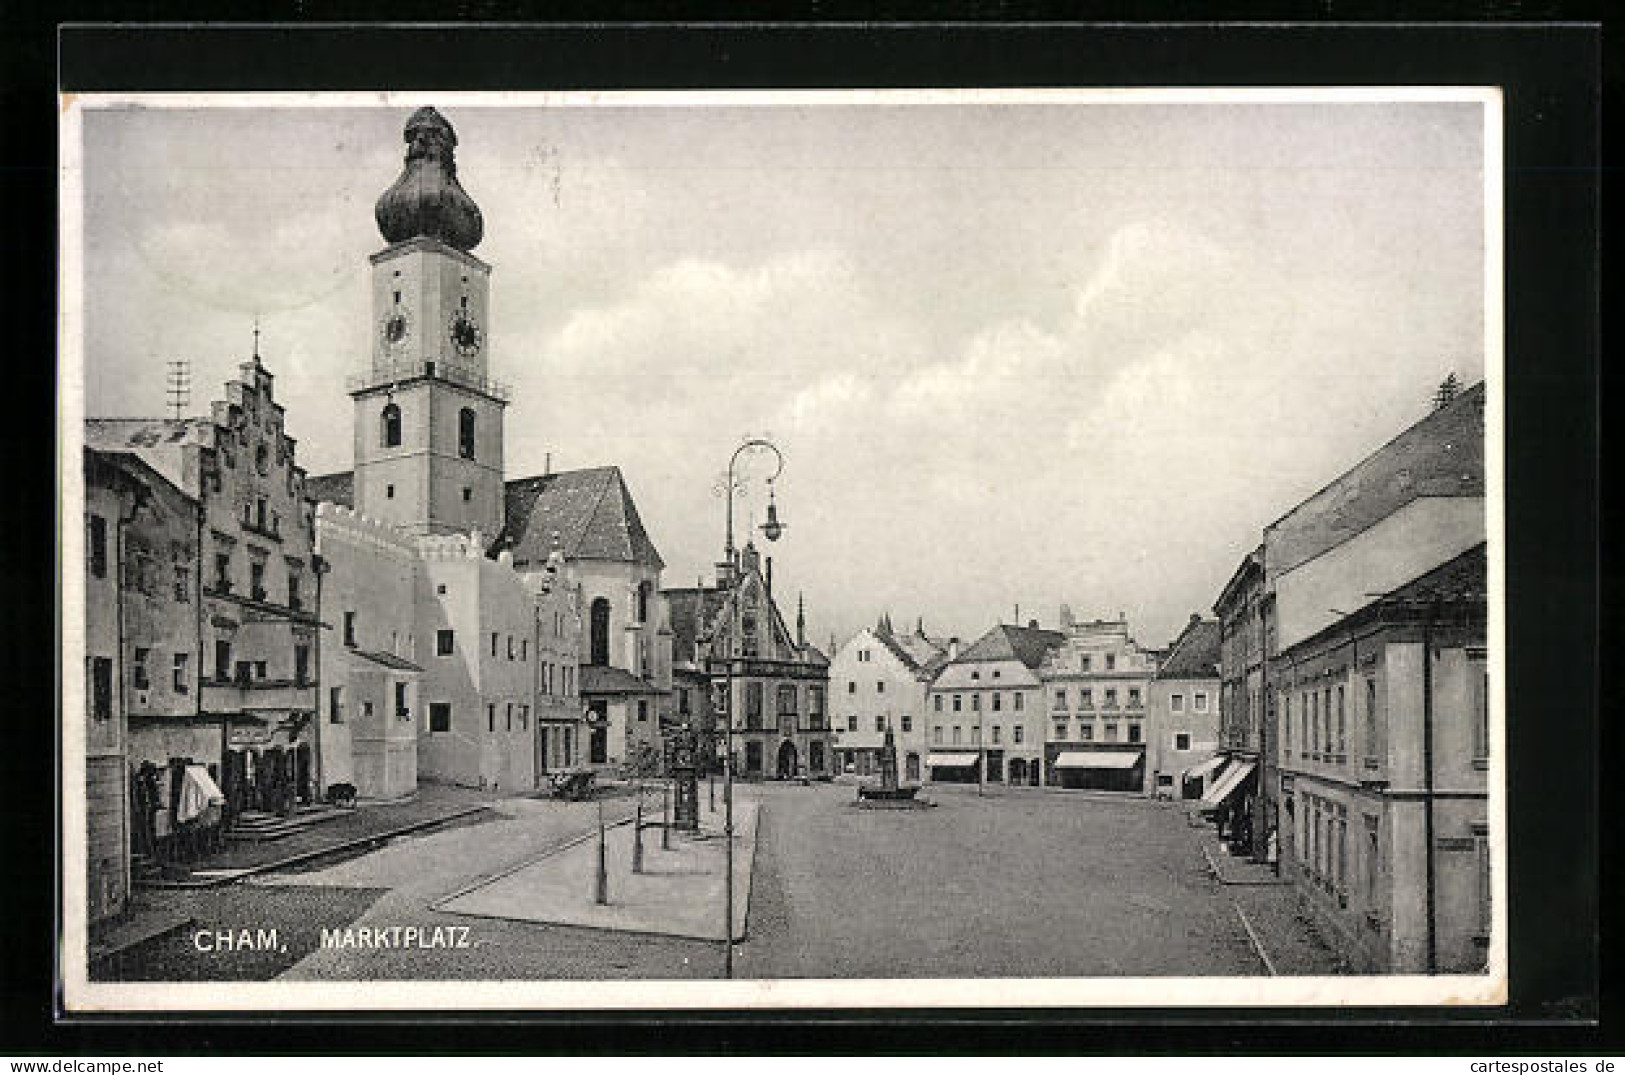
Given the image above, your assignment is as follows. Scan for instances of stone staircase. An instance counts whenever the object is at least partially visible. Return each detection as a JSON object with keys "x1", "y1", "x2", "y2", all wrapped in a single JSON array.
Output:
[{"x1": 225, "y1": 804, "x2": 346, "y2": 842}]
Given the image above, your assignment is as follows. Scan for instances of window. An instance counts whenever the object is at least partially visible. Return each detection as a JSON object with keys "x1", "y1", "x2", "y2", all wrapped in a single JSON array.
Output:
[
  {"x1": 809, "y1": 687, "x2": 825, "y2": 724},
  {"x1": 1106, "y1": 654, "x2": 1116, "y2": 671},
  {"x1": 901, "y1": 715, "x2": 912, "y2": 733},
  {"x1": 1364, "y1": 678, "x2": 1380, "y2": 761},
  {"x1": 952, "y1": 695, "x2": 962, "y2": 712},
  {"x1": 746, "y1": 682, "x2": 763, "y2": 724},
  {"x1": 933, "y1": 726, "x2": 943, "y2": 745},
  {"x1": 1364, "y1": 814, "x2": 1380, "y2": 904},
  {"x1": 992, "y1": 726, "x2": 1002, "y2": 744},
  {"x1": 215, "y1": 639, "x2": 231, "y2": 681},
  {"x1": 933, "y1": 695, "x2": 942, "y2": 712},
  {"x1": 462, "y1": 487, "x2": 472, "y2": 502},
  {"x1": 1468, "y1": 649, "x2": 1489, "y2": 759},
  {"x1": 507, "y1": 635, "x2": 515, "y2": 660},
  {"x1": 1475, "y1": 832, "x2": 1492, "y2": 935},
  {"x1": 429, "y1": 702, "x2": 451, "y2": 733},
  {"x1": 847, "y1": 714, "x2": 858, "y2": 732},
  {"x1": 972, "y1": 725, "x2": 981, "y2": 744},
  {"x1": 876, "y1": 681, "x2": 885, "y2": 694},
  {"x1": 328, "y1": 686, "x2": 345, "y2": 724},
  {"x1": 490, "y1": 633, "x2": 499, "y2": 658},
  {"x1": 992, "y1": 692, "x2": 1002, "y2": 712},
  {"x1": 1104, "y1": 723, "x2": 1119, "y2": 742},
  {"x1": 1336, "y1": 684, "x2": 1347, "y2": 755},
  {"x1": 1194, "y1": 692, "x2": 1208, "y2": 711},
  {"x1": 1175, "y1": 732, "x2": 1191, "y2": 751},
  {"x1": 1310, "y1": 691, "x2": 1319, "y2": 753},
  {"x1": 1079, "y1": 723, "x2": 1095, "y2": 741},
  {"x1": 1013, "y1": 726, "x2": 1024, "y2": 744},
  {"x1": 1128, "y1": 687, "x2": 1142, "y2": 708},
  {"x1": 88, "y1": 516, "x2": 107, "y2": 578},
  {"x1": 1283, "y1": 693, "x2": 1292, "y2": 752},
  {"x1": 971, "y1": 693, "x2": 981, "y2": 711},
  {"x1": 506, "y1": 703, "x2": 514, "y2": 731},
  {"x1": 132, "y1": 648, "x2": 150, "y2": 691},
  {"x1": 1014, "y1": 693, "x2": 1024, "y2": 712},
  {"x1": 254, "y1": 661, "x2": 268, "y2": 680},
  {"x1": 436, "y1": 629, "x2": 454, "y2": 656},
  {"x1": 518, "y1": 705, "x2": 529, "y2": 730},
  {"x1": 487, "y1": 704, "x2": 496, "y2": 732},
  {"x1": 1053, "y1": 689, "x2": 1067, "y2": 710},
  {"x1": 381, "y1": 403, "x2": 401, "y2": 447},
  {"x1": 214, "y1": 552, "x2": 231, "y2": 592},
  {"x1": 248, "y1": 560, "x2": 266, "y2": 601},
  {"x1": 1054, "y1": 723, "x2": 1067, "y2": 740},
  {"x1": 589, "y1": 598, "x2": 610, "y2": 666},
  {"x1": 1080, "y1": 688, "x2": 1093, "y2": 709},
  {"x1": 457, "y1": 409, "x2": 477, "y2": 459},
  {"x1": 1171, "y1": 693, "x2": 1185, "y2": 712},
  {"x1": 1104, "y1": 688, "x2": 1117, "y2": 708},
  {"x1": 91, "y1": 657, "x2": 113, "y2": 720},
  {"x1": 1128, "y1": 724, "x2": 1142, "y2": 744},
  {"x1": 174, "y1": 564, "x2": 190, "y2": 603},
  {"x1": 637, "y1": 582, "x2": 651, "y2": 624},
  {"x1": 294, "y1": 644, "x2": 310, "y2": 685},
  {"x1": 875, "y1": 716, "x2": 885, "y2": 733},
  {"x1": 386, "y1": 484, "x2": 395, "y2": 499},
  {"x1": 172, "y1": 653, "x2": 189, "y2": 694},
  {"x1": 778, "y1": 685, "x2": 798, "y2": 715},
  {"x1": 848, "y1": 681, "x2": 856, "y2": 694},
  {"x1": 344, "y1": 611, "x2": 357, "y2": 647},
  {"x1": 678, "y1": 688, "x2": 691, "y2": 716}
]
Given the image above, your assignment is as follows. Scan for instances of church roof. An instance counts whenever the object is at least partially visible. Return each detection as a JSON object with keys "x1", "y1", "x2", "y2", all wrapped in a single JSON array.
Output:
[
  {"x1": 298, "y1": 464, "x2": 665, "y2": 570},
  {"x1": 954, "y1": 623, "x2": 1065, "y2": 671},
  {"x1": 499, "y1": 466, "x2": 665, "y2": 570}
]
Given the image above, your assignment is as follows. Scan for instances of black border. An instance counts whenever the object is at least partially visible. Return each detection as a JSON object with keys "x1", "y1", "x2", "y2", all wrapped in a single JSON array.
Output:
[{"x1": 4, "y1": 15, "x2": 1608, "y2": 1055}]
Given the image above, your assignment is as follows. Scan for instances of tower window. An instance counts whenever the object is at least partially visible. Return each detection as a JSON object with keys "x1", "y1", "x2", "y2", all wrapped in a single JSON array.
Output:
[
  {"x1": 462, "y1": 487, "x2": 472, "y2": 502},
  {"x1": 381, "y1": 403, "x2": 402, "y2": 448},
  {"x1": 459, "y1": 408, "x2": 476, "y2": 460}
]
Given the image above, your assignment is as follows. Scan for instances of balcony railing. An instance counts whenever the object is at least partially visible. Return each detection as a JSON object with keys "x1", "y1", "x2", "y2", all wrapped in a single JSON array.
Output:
[{"x1": 347, "y1": 360, "x2": 511, "y2": 401}]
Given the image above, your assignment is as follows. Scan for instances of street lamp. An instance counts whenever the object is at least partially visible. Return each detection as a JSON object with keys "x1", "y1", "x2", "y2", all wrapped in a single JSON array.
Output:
[{"x1": 720, "y1": 436, "x2": 785, "y2": 980}]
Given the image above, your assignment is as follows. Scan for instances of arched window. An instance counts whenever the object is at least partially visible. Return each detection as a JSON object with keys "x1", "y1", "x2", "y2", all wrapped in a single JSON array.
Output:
[
  {"x1": 637, "y1": 581, "x2": 652, "y2": 624},
  {"x1": 589, "y1": 597, "x2": 611, "y2": 666},
  {"x1": 458, "y1": 408, "x2": 476, "y2": 460},
  {"x1": 381, "y1": 403, "x2": 402, "y2": 448}
]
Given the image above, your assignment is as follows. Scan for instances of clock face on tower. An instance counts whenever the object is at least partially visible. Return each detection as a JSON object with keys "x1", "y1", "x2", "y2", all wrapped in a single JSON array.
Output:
[
  {"x1": 379, "y1": 307, "x2": 412, "y2": 351},
  {"x1": 449, "y1": 311, "x2": 483, "y2": 358}
]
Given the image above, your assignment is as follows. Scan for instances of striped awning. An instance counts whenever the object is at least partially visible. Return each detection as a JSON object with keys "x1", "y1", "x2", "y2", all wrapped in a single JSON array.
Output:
[{"x1": 1200, "y1": 760, "x2": 1256, "y2": 806}]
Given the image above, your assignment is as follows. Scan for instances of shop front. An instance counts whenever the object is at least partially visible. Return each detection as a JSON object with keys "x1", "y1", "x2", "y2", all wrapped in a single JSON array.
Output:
[{"x1": 1051, "y1": 749, "x2": 1144, "y2": 791}]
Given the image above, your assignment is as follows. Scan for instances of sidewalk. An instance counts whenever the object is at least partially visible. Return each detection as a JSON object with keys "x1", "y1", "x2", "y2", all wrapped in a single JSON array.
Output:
[
  {"x1": 137, "y1": 781, "x2": 505, "y2": 888},
  {"x1": 1191, "y1": 832, "x2": 1348, "y2": 976}
]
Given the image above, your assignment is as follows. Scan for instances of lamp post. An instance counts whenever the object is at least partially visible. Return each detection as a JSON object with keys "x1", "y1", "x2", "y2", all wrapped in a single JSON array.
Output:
[{"x1": 719, "y1": 436, "x2": 786, "y2": 979}]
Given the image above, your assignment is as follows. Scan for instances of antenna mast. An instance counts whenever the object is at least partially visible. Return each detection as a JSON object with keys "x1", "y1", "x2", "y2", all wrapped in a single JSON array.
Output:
[{"x1": 165, "y1": 359, "x2": 191, "y2": 420}]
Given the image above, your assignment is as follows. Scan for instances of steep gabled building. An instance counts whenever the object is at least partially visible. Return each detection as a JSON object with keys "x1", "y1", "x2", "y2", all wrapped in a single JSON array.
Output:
[
  {"x1": 926, "y1": 622, "x2": 1061, "y2": 784},
  {"x1": 826, "y1": 617, "x2": 949, "y2": 782},
  {"x1": 1146, "y1": 614, "x2": 1222, "y2": 799}
]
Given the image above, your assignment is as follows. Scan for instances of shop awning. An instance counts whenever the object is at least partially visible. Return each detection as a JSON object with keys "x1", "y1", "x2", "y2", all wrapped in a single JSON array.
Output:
[
  {"x1": 1054, "y1": 750, "x2": 1142, "y2": 770},
  {"x1": 1182, "y1": 754, "x2": 1228, "y2": 784},
  {"x1": 926, "y1": 752, "x2": 980, "y2": 767},
  {"x1": 1200, "y1": 759, "x2": 1256, "y2": 806}
]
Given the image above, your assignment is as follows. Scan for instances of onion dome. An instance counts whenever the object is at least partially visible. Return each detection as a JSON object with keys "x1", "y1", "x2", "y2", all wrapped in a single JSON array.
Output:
[{"x1": 374, "y1": 106, "x2": 484, "y2": 251}]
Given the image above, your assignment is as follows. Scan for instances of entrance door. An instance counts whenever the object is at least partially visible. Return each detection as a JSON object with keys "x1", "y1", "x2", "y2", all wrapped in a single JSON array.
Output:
[
  {"x1": 905, "y1": 752, "x2": 920, "y2": 782},
  {"x1": 808, "y1": 740, "x2": 825, "y2": 774},
  {"x1": 776, "y1": 739, "x2": 798, "y2": 779},
  {"x1": 744, "y1": 740, "x2": 762, "y2": 775}
]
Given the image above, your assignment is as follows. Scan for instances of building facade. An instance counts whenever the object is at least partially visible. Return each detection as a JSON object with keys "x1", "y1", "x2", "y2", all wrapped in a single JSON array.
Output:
[
  {"x1": 926, "y1": 623, "x2": 1057, "y2": 785},
  {"x1": 826, "y1": 618, "x2": 946, "y2": 783},
  {"x1": 1145, "y1": 615, "x2": 1222, "y2": 799},
  {"x1": 1276, "y1": 545, "x2": 1489, "y2": 973},
  {"x1": 665, "y1": 543, "x2": 831, "y2": 780},
  {"x1": 1211, "y1": 549, "x2": 1270, "y2": 850},
  {"x1": 1039, "y1": 614, "x2": 1159, "y2": 791}
]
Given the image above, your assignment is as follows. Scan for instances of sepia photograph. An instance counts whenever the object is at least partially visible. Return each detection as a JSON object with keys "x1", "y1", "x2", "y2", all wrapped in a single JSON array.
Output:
[{"x1": 58, "y1": 87, "x2": 1503, "y2": 1012}]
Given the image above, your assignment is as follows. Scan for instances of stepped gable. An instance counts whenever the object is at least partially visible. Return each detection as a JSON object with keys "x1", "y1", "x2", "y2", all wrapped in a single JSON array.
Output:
[
  {"x1": 498, "y1": 466, "x2": 665, "y2": 569},
  {"x1": 1154, "y1": 617, "x2": 1221, "y2": 681}
]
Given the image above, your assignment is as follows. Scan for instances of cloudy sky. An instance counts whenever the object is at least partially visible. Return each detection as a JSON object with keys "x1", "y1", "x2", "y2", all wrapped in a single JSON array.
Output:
[{"x1": 74, "y1": 94, "x2": 1488, "y2": 650}]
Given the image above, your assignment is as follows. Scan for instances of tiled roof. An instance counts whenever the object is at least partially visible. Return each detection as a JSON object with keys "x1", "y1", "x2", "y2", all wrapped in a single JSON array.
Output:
[
  {"x1": 306, "y1": 471, "x2": 354, "y2": 507},
  {"x1": 664, "y1": 585, "x2": 729, "y2": 665},
  {"x1": 499, "y1": 466, "x2": 665, "y2": 569},
  {"x1": 954, "y1": 623, "x2": 1065, "y2": 670},
  {"x1": 579, "y1": 664, "x2": 665, "y2": 696},
  {"x1": 1155, "y1": 618, "x2": 1221, "y2": 681},
  {"x1": 1267, "y1": 382, "x2": 1485, "y2": 578},
  {"x1": 801, "y1": 644, "x2": 830, "y2": 668},
  {"x1": 872, "y1": 623, "x2": 948, "y2": 676},
  {"x1": 84, "y1": 418, "x2": 201, "y2": 495}
]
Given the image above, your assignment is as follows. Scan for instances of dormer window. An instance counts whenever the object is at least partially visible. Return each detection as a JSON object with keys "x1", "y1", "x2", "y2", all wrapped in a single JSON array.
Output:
[{"x1": 381, "y1": 403, "x2": 402, "y2": 448}]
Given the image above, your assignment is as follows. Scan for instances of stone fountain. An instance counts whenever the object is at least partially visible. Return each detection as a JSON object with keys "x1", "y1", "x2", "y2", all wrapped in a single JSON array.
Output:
[{"x1": 856, "y1": 727, "x2": 933, "y2": 809}]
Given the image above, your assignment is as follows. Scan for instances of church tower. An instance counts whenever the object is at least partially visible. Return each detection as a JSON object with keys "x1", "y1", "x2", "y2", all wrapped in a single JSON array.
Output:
[{"x1": 351, "y1": 106, "x2": 507, "y2": 537}]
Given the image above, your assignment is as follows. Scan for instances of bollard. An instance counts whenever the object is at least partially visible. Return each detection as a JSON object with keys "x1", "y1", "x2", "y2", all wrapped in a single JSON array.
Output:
[
  {"x1": 632, "y1": 790, "x2": 645, "y2": 874},
  {"x1": 662, "y1": 782, "x2": 672, "y2": 850},
  {"x1": 594, "y1": 797, "x2": 608, "y2": 905}
]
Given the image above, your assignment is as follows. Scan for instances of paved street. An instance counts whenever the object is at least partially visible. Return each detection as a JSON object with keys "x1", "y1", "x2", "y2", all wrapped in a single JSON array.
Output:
[
  {"x1": 105, "y1": 780, "x2": 1337, "y2": 981},
  {"x1": 736, "y1": 782, "x2": 1275, "y2": 978}
]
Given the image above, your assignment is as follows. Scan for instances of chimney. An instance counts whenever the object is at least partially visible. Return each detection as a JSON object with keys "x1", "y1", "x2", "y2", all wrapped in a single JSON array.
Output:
[
  {"x1": 948, "y1": 637, "x2": 961, "y2": 660},
  {"x1": 1028, "y1": 619, "x2": 1039, "y2": 630},
  {"x1": 544, "y1": 451, "x2": 552, "y2": 476}
]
